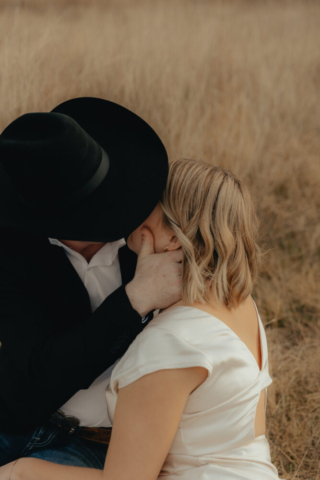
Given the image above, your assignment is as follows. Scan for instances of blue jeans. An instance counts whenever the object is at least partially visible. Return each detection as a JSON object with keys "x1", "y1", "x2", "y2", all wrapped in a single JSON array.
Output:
[{"x1": 0, "y1": 423, "x2": 108, "y2": 468}]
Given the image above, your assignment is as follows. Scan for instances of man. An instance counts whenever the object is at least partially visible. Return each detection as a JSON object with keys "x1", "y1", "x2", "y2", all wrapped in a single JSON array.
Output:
[{"x1": 0, "y1": 97, "x2": 182, "y2": 468}]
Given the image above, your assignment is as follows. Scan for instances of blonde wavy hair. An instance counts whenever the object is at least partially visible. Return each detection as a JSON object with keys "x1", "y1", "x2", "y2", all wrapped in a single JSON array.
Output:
[{"x1": 160, "y1": 159, "x2": 261, "y2": 309}]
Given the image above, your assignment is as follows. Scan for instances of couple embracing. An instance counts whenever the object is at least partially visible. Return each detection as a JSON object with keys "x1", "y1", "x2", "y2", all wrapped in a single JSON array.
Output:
[{"x1": 0, "y1": 97, "x2": 279, "y2": 479}]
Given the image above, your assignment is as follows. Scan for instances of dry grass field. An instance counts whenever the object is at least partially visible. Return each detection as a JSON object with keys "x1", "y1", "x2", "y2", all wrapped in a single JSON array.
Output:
[{"x1": 0, "y1": 0, "x2": 319, "y2": 478}]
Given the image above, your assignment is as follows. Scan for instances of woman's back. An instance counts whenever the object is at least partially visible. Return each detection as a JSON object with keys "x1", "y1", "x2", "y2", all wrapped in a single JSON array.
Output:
[
  {"x1": 185, "y1": 295, "x2": 266, "y2": 437},
  {"x1": 105, "y1": 299, "x2": 279, "y2": 479}
]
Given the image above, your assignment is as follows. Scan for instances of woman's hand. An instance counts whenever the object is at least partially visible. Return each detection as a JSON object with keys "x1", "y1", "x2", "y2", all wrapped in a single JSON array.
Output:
[
  {"x1": 0, "y1": 458, "x2": 103, "y2": 480},
  {"x1": 0, "y1": 459, "x2": 35, "y2": 480},
  {"x1": 0, "y1": 460, "x2": 17, "y2": 480}
]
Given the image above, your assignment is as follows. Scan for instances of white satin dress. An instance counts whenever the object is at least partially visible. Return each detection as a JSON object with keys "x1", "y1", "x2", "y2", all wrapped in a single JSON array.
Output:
[{"x1": 105, "y1": 304, "x2": 280, "y2": 480}]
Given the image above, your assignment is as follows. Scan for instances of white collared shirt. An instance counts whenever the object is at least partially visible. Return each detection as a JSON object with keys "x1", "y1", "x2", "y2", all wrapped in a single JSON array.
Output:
[{"x1": 48, "y1": 237, "x2": 126, "y2": 427}]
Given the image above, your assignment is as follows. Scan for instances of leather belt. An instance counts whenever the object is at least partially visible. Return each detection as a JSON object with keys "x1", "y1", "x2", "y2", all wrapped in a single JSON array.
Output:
[
  {"x1": 78, "y1": 427, "x2": 112, "y2": 445},
  {"x1": 49, "y1": 410, "x2": 112, "y2": 445}
]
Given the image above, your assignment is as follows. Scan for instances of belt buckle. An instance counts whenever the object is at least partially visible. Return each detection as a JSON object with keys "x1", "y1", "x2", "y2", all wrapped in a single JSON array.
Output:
[{"x1": 49, "y1": 410, "x2": 80, "y2": 435}]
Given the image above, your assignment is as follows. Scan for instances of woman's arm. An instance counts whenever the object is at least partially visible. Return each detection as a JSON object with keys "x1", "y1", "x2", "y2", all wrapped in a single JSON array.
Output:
[
  {"x1": 0, "y1": 366, "x2": 207, "y2": 480},
  {"x1": 103, "y1": 366, "x2": 208, "y2": 480}
]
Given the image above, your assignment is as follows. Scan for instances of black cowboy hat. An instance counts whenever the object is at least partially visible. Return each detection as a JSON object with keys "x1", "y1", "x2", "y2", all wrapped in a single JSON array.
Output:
[{"x1": 0, "y1": 97, "x2": 168, "y2": 242}]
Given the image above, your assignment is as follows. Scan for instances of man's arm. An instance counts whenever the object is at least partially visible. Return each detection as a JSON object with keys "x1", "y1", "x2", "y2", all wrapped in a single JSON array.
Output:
[
  {"x1": 0, "y1": 230, "x2": 182, "y2": 430},
  {"x1": 0, "y1": 267, "x2": 143, "y2": 389},
  {"x1": 0, "y1": 265, "x2": 145, "y2": 430}
]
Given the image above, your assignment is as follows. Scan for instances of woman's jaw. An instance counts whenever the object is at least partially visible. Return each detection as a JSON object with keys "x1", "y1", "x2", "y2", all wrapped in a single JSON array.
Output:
[{"x1": 127, "y1": 203, "x2": 181, "y2": 255}]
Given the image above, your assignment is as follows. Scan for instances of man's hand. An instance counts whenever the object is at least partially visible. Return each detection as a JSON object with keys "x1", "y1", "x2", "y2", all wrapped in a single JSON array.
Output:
[{"x1": 125, "y1": 228, "x2": 182, "y2": 317}]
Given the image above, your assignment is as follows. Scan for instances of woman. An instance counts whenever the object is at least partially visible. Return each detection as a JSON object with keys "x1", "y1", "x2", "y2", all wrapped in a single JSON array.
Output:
[{"x1": 0, "y1": 159, "x2": 279, "y2": 479}]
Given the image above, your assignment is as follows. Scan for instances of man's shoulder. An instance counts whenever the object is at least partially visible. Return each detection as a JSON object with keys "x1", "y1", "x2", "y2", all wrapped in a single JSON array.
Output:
[
  {"x1": 0, "y1": 227, "x2": 50, "y2": 277},
  {"x1": 0, "y1": 226, "x2": 47, "y2": 251}
]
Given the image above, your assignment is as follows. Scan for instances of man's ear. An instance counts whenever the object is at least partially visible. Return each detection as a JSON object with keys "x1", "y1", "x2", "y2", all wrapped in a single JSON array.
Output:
[{"x1": 167, "y1": 235, "x2": 182, "y2": 251}]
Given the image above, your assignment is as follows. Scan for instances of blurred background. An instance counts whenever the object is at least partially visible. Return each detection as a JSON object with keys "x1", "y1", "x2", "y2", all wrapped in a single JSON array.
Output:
[{"x1": 0, "y1": 0, "x2": 319, "y2": 478}]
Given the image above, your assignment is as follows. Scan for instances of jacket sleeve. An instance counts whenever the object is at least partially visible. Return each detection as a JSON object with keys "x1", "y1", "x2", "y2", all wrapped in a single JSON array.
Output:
[{"x1": 0, "y1": 263, "x2": 146, "y2": 429}]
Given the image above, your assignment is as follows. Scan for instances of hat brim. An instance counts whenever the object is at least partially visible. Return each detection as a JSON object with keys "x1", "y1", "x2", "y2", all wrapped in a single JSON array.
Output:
[{"x1": 0, "y1": 97, "x2": 168, "y2": 242}]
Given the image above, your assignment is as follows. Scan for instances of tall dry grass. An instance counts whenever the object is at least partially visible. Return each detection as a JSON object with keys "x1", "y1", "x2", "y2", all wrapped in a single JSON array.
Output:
[{"x1": 0, "y1": 0, "x2": 319, "y2": 478}]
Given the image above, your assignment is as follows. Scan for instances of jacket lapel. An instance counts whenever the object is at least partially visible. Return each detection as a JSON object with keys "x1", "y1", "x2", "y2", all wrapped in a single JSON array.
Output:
[
  {"x1": 43, "y1": 240, "x2": 92, "y2": 321},
  {"x1": 118, "y1": 244, "x2": 137, "y2": 286}
]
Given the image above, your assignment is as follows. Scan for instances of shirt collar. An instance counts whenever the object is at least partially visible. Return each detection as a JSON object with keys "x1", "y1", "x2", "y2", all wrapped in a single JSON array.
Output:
[{"x1": 48, "y1": 237, "x2": 126, "y2": 267}]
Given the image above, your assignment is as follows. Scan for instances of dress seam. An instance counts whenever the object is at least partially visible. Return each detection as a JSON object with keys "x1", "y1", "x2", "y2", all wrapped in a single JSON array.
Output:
[
  {"x1": 144, "y1": 324, "x2": 214, "y2": 369},
  {"x1": 116, "y1": 359, "x2": 213, "y2": 390}
]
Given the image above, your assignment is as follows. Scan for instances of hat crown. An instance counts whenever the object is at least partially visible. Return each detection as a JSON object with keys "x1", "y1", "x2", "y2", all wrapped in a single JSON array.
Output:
[
  {"x1": 0, "y1": 97, "x2": 169, "y2": 242},
  {"x1": 0, "y1": 112, "x2": 103, "y2": 210}
]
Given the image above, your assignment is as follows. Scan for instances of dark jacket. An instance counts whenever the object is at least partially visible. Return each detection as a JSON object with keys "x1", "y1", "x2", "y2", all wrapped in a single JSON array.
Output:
[{"x1": 0, "y1": 227, "x2": 145, "y2": 433}]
